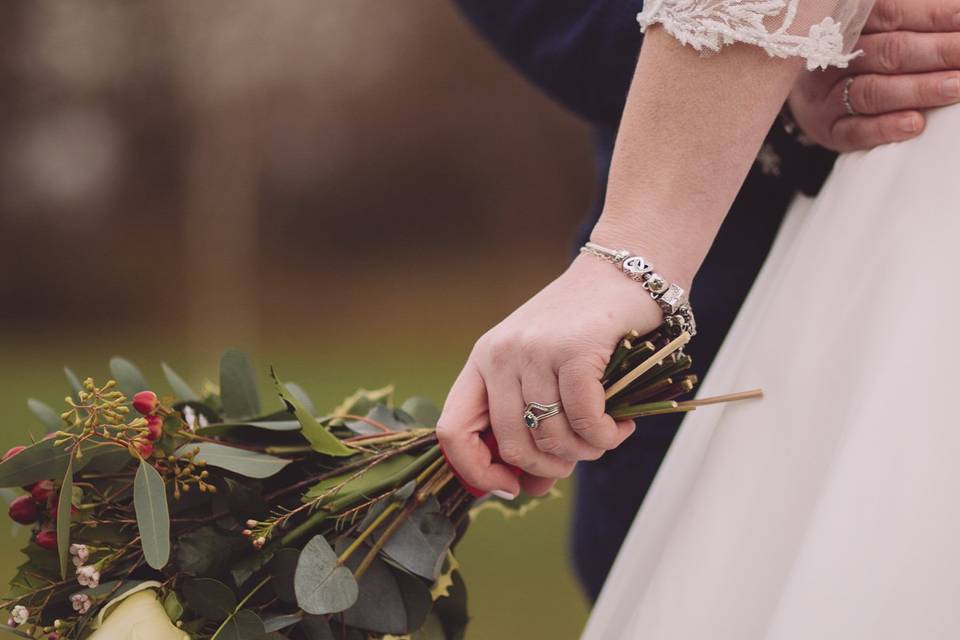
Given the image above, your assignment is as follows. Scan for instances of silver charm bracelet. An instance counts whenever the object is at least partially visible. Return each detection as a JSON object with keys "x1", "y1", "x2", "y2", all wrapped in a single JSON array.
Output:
[{"x1": 580, "y1": 241, "x2": 697, "y2": 337}]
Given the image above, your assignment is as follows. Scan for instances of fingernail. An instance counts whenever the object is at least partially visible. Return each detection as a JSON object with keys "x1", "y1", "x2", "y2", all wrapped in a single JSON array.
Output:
[
  {"x1": 899, "y1": 115, "x2": 920, "y2": 133},
  {"x1": 492, "y1": 490, "x2": 517, "y2": 501},
  {"x1": 941, "y1": 77, "x2": 960, "y2": 99}
]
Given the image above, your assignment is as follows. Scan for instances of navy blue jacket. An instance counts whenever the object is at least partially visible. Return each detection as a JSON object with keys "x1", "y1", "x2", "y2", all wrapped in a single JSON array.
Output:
[{"x1": 454, "y1": 0, "x2": 837, "y2": 601}]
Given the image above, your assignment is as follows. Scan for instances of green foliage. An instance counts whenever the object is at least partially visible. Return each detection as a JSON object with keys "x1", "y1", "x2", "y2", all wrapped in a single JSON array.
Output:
[
  {"x1": 176, "y1": 442, "x2": 291, "y2": 479},
  {"x1": 218, "y1": 609, "x2": 265, "y2": 640},
  {"x1": 219, "y1": 350, "x2": 262, "y2": 420},
  {"x1": 56, "y1": 455, "x2": 74, "y2": 579},
  {"x1": 176, "y1": 526, "x2": 243, "y2": 577},
  {"x1": 378, "y1": 496, "x2": 455, "y2": 581},
  {"x1": 294, "y1": 535, "x2": 358, "y2": 615},
  {"x1": 271, "y1": 368, "x2": 354, "y2": 458},
  {"x1": 109, "y1": 356, "x2": 148, "y2": 398},
  {"x1": 134, "y1": 458, "x2": 170, "y2": 569},
  {"x1": 0, "y1": 438, "x2": 76, "y2": 487},
  {"x1": 342, "y1": 548, "x2": 432, "y2": 635},
  {"x1": 162, "y1": 362, "x2": 199, "y2": 401},
  {"x1": 400, "y1": 396, "x2": 442, "y2": 428},
  {"x1": 27, "y1": 398, "x2": 62, "y2": 433},
  {"x1": 182, "y1": 578, "x2": 236, "y2": 620}
]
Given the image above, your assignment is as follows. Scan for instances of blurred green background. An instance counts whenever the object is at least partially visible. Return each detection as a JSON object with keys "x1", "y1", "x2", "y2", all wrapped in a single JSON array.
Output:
[{"x1": 0, "y1": 1, "x2": 600, "y2": 638}]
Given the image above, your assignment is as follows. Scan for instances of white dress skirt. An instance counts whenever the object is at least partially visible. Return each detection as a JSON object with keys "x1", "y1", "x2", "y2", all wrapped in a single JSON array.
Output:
[{"x1": 582, "y1": 103, "x2": 960, "y2": 639}]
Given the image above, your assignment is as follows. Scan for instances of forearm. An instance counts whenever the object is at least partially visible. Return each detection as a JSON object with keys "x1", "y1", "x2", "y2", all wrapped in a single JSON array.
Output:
[{"x1": 592, "y1": 27, "x2": 806, "y2": 290}]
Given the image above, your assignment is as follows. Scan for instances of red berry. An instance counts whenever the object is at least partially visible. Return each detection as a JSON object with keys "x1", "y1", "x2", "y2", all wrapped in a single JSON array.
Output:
[
  {"x1": 35, "y1": 529, "x2": 57, "y2": 550},
  {"x1": 46, "y1": 496, "x2": 78, "y2": 521},
  {"x1": 132, "y1": 391, "x2": 159, "y2": 416},
  {"x1": 30, "y1": 480, "x2": 54, "y2": 503},
  {"x1": 8, "y1": 495, "x2": 39, "y2": 525},
  {"x1": 2, "y1": 446, "x2": 25, "y2": 462},
  {"x1": 145, "y1": 415, "x2": 163, "y2": 441},
  {"x1": 135, "y1": 440, "x2": 154, "y2": 459}
]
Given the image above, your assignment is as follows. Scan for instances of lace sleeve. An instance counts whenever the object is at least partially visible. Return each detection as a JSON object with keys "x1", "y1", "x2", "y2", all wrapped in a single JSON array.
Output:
[{"x1": 637, "y1": 0, "x2": 877, "y2": 70}]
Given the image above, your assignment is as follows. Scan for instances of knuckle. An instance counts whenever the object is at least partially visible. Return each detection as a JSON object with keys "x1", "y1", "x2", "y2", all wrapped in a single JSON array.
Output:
[
  {"x1": 871, "y1": 0, "x2": 903, "y2": 32},
  {"x1": 857, "y1": 77, "x2": 882, "y2": 113},
  {"x1": 532, "y1": 434, "x2": 566, "y2": 457},
  {"x1": 876, "y1": 33, "x2": 904, "y2": 73},
  {"x1": 481, "y1": 333, "x2": 517, "y2": 369},
  {"x1": 496, "y1": 441, "x2": 527, "y2": 467},
  {"x1": 568, "y1": 414, "x2": 613, "y2": 447}
]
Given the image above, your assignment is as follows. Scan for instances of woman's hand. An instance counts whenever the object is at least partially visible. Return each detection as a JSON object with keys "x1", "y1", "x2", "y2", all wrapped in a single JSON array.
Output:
[{"x1": 436, "y1": 252, "x2": 665, "y2": 498}]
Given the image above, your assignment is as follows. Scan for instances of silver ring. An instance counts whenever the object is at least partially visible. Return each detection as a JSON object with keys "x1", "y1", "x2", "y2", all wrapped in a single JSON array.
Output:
[
  {"x1": 523, "y1": 401, "x2": 563, "y2": 430},
  {"x1": 841, "y1": 76, "x2": 858, "y2": 116}
]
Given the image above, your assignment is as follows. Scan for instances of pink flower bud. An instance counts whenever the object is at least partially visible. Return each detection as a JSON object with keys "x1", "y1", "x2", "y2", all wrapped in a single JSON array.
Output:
[
  {"x1": 145, "y1": 415, "x2": 164, "y2": 441},
  {"x1": 132, "y1": 391, "x2": 159, "y2": 416},
  {"x1": 35, "y1": 529, "x2": 57, "y2": 550},
  {"x1": 30, "y1": 479, "x2": 54, "y2": 503},
  {"x1": 2, "y1": 446, "x2": 25, "y2": 462},
  {"x1": 9, "y1": 495, "x2": 39, "y2": 525}
]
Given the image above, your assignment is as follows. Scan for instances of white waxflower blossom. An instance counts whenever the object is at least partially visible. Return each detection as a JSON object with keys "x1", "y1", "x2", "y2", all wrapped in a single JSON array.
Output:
[
  {"x1": 76, "y1": 565, "x2": 101, "y2": 588},
  {"x1": 69, "y1": 543, "x2": 90, "y2": 565},
  {"x1": 182, "y1": 406, "x2": 197, "y2": 430},
  {"x1": 70, "y1": 593, "x2": 92, "y2": 614},
  {"x1": 10, "y1": 605, "x2": 29, "y2": 625}
]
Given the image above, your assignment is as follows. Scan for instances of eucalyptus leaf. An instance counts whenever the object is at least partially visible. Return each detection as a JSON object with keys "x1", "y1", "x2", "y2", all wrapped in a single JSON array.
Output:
[
  {"x1": 284, "y1": 382, "x2": 315, "y2": 415},
  {"x1": 262, "y1": 613, "x2": 302, "y2": 633},
  {"x1": 344, "y1": 404, "x2": 410, "y2": 436},
  {"x1": 109, "y1": 357, "x2": 148, "y2": 398},
  {"x1": 400, "y1": 396, "x2": 442, "y2": 428},
  {"x1": 220, "y1": 350, "x2": 261, "y2": 420},
  {"x1": 162, "y1": 362, "x2": 199, "y2": 401},
  {"x1": 82, "y1": 448, "x2": 133, "y2": 475},
  {"x1": 64, "y1": 367, "x2": 83, "y2": 403},
  {"x1": 303, "y1": 454, "x2": 418, "y2": 503},
  {"x1": 182, "y1": 578, "x2": 237, "y2": 620},
  {"x1": 299, "y1": 615, "x2": 336, "y2": 640},
  {"x1": 174, "y1": 442, "x2": 290, "y2": 479},
  {"x1": 164, "y1": 591, "x2": 184, "y2": 623},
  {"x1": 331, "y1": 386, "x2": 395, "y2": 423},
  {"x1": 56, "y1": 455, "x2": 74, "y2": 579},
  {"x1": 379, "y1": 496, "x2": 455, "y2": 580},
  {"x1": 176, "y1": 526, "x2": 241, "y2": 577},
  {"x1": 27, "y1": 399, "x2": 62, "y2": 433},
  {"x1": 293, "y1": 535, "x2": 358, "y2": 615},
  {"x1": 270, "y1": 548, "x2": 300, "y2": 603},
  {"x1": 432, "y1": 570, "x2": 468, "y2": 640},
  {"x1": 0, "y1": 438, "x2": 78, "y2": 488},
  {"x1": 134, "y1": 459, "x2": 170, "y2": 570},
  {"x1": 271, "y1": 368, "x2": 354, "y2": 458},
  {"x1": 219, "y1": 609, "x2": 264, "y2": 640},
  {"x1": 342, "y1": 547, "x2": 432, "y2": 635}
]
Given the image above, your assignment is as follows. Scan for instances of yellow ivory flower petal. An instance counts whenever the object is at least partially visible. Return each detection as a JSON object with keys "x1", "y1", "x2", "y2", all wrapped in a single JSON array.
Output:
[{"x1": 87, "y1": 590, "x2": 189, "y2": 640}]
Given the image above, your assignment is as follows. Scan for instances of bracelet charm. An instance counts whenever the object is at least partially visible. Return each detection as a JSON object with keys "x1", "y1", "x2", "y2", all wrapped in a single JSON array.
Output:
[{"x1": 580, "y1": 241, "x2": 697, "y2": 337}]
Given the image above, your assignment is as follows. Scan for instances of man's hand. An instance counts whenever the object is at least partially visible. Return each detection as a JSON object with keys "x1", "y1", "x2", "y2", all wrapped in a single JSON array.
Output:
[{"x1": 788, "y1": 0, "x2": 960, "y2": 152}]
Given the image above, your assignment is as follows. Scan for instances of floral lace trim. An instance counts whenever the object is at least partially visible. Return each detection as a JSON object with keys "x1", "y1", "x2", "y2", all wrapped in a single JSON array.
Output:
[{"x1": 637, "y1": 0, "x2": 861, "y2": 71}]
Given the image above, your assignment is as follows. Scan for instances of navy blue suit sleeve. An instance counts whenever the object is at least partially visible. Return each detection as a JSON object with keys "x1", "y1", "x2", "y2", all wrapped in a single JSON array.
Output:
[{"x1": 452, "y1": 0, "x2": 645, "y2": 128}]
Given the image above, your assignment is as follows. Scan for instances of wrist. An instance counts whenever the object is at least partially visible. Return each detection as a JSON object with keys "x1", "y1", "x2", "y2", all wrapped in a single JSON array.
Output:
[{"x1": 589, "y1": 216, "x2": 696, "y2": 292}]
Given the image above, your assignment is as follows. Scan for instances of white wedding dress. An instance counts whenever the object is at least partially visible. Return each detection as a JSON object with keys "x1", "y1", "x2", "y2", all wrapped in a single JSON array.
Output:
[{"x1": 584, "y1": 2, "x2": 960, "y2": 639}]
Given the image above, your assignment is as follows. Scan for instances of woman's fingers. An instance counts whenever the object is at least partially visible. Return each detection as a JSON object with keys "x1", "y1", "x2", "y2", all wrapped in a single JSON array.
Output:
[
  {"x1": 484, "y1": 371, "x2": 576, "y2": 479},
  {"x1": 830, "y1": 111, "x2": 925, "y2": 152},
  {"x1": 852, "y1": 32, "x2": 960, "y2": 75},
  {"x1": 558, "y1": 358, "x2": 634, "y2": 450},
  {"x1": 839, "y1": 71, "x2": 960, "y2": 116},
  {"x1": 520, "y1": 474, "x2": 557, "y2": 497},
  {"x1": 436, "y1": 363, "x2": 522, "y2": 496},
  {"x1": 520, "y1": 367, "x2": 605, "y2": 462},
  {"x1": 863, "y1": 0, "x2": 960, "y2": 34}
]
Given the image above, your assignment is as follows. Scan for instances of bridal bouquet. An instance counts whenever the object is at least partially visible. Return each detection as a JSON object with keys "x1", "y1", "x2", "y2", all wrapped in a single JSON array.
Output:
[{"x1": 0, "y1": 329, "x2": 727, "y2": 640}]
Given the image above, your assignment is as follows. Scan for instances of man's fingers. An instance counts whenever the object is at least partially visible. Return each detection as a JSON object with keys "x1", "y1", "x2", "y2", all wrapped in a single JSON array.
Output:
[
  {"x1": 852, "y1": 32, "x2": 960, "y2": 75},
  {"x1": 436, "y1": 363, "x2": 521, "y2": 496},
  {"x1": 839, "y1": 71, "x2": 960, "y2": 115},
  {"x1": 830, "y1": 110, "x2": 925, "y2": 152},
  {"x1": 521, "y1": 367, "x2": 605, "y2": 462},
  {"x1": 485, "y1": 373, "x2": 576, "y2": 479},
  {"x1": 558, "y1": 358, "x2": 633, "y2": 450},
  {"x1": 864, "y1": 0, "x2": 960, "y2": 33}
]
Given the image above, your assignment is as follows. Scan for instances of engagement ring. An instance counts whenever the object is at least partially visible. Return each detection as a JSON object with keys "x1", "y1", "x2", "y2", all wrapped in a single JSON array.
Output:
[{"x1": 523, "y1": 401, "x2": 563, "y2": 429}]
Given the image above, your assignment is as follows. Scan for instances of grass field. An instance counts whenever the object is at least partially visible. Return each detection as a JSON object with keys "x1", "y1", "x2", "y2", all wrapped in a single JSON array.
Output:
[{"x1": 0, "y1": 333, "x2": 590, "y2": 639}]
